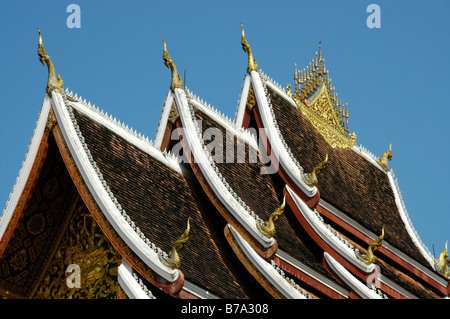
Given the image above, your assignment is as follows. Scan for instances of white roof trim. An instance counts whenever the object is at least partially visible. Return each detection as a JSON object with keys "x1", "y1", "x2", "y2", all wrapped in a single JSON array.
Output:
[
  {"x1": 174, "y1": 87, "x2": 274, "y2": 249},
  {"x1": 0, "y1": 95, "x2": 51, "y2": 240},
  {"x1": 51, "y1": 91, "x2": 180, "y2": 283},
  {"x1": 324, "y1": 252, "x2": 384, "y2": 299},
  {"x1": 154, "y1": 91, "x2": 175, "y2": 150},
  {"x1": 227, "y1": 224, "x2": 314, "y2": 299},
  {"x1": 388, "y1": 170, "x2": 437, "y2": 269},
  {"x1": 118, "y1": 259, "x2": 155, "y2": 299},
  {"x1": 286, "y1": 185, "x2": 375, "y2": 273},
  {"x1": 351, "y1": 145, "x2": 386, "y2": 173},
  {"x1": 319, "y1": 198, "x2": 447, "y2": 287},
  {"x1": 276, "y1": 249, "x2": 349, "y2": 298},
  {"x1": 251, "y1": 71, "x2": 317, "y2": 198},
  {"x1": 234, "y1": 73, "x2": 252, "y2": 127},
  {"x1": 183, "y1": 281, "x2": 221, "y2": 299}
]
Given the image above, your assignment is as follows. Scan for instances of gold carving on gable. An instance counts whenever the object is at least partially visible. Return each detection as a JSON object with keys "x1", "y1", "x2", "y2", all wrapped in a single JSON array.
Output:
[
  {"x1": 246, "y1": 84, "x2": 256, "y2": 111},
  {"x1": 33, "y1": 203, "x2": 121, "y2": 299},
  {"x1": 168, "y1": 101, "x2": 180, "y2": 125}
]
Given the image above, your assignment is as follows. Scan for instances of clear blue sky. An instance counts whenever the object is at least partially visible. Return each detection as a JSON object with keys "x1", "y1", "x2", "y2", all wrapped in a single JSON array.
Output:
[{"x1": 0, "y1": 0, "x2": 448, "y2": 258}]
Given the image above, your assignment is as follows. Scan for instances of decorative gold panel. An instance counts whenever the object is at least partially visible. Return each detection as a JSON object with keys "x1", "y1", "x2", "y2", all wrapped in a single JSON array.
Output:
[{"x1": 33, "y1": 202, "x2": 121, "y2": 299}]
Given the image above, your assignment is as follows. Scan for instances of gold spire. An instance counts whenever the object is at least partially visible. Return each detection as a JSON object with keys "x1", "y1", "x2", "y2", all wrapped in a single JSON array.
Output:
[
  {"x1": 241, "y1": 23, "x2": 258, "y2": 73},
  {"x1": 302, "y1": 153, "x2": 329, "y2": 187},
  {"x1": 434, "y1": 240, "x2": 449, "y2": 278},
  {"x1": 355, "y1": 226, "x2": 385, "y2": 264},
  {"x1": 256, "y1": 195, "x2": 286, "y2": 238},
  {"x1": 159, "y1": 217, "x2": 190, "y2": 270},
  {"x1": 378, "y1": 142, "x2": 392, "y2": 171},
  {"x1": 162, "y1": 37, "x2": 183, "y2": 92},
  {"x1": 37, "y1": 28, "x2": 62, "y2": 96}
]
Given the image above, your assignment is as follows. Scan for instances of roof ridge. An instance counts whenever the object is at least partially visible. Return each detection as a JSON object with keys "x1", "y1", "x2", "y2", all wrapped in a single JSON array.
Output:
[{"x1": 64, "y1": 88, "x2": 185, "y2": 171}]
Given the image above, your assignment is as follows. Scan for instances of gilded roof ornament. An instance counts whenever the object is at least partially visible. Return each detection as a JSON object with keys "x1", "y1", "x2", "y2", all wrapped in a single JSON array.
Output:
[
  {"x1": 159, "y1": 217, "x2": 190, "y2": 270},
  {"x1": 241, "y1": 23, "x2": 258, "y2": 73},
  {"x1": 162, "y1": 37, "x2": 183, "y2": 92},
  {"x1": 355, "y1": 226, "x2": 385, "y2": 264},
  {"x1": 378, "y1": 142, "x2": 392, "y2": 171},
  {"x1": 302, "y1": 153, "x2": 328, "y2": 187},
  {"x1": 256, "y1": 195, "x2": 286, "y2": 238},
  {"x1": 291, "y1": 42, "x2": 356, "y2": 149},
  {"x1": 37, "y1": 28, "x2": 63, "y2": 96},
  {"x1": 434, "y1": 240, "x2": 449, "y2": 278}
]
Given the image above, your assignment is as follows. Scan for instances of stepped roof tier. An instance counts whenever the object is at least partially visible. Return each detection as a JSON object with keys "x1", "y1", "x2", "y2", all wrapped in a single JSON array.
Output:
[{"x1": 0, "y1": 27, "x2": 448, "y2": 299}]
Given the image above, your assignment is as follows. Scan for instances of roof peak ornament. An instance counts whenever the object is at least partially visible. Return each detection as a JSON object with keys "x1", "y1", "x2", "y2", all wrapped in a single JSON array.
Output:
[
  {"x1": 355, "y1": 226, "x2": 385, "y2": 264},
  {"x1": 256, "y1": 195, "x2": 286, "y2": 238},
  {"x1": 434, "y1": 240, "x2": 449, "y2": 278},
  {"x1": 37, "y1": 28, "x2": 63, "y2": 96},
  {"x1": 159, "y1": 217, "x2": 190, "y2": 270},
  {"x1": 290, "y1": 42, "x2": 356, "y2": 149},
  {"x1": 162, "y1": 37, "x2": 183, "y2": 92},
  {"x1": 302, "y1": 153, "x2": 328, "y2": 187},
  {"x1": 241, "y1": 23, "x2": 258, "y2": 74},
  {"x1": 378, "y1": 142, "x2": 392, "y2": 171}
]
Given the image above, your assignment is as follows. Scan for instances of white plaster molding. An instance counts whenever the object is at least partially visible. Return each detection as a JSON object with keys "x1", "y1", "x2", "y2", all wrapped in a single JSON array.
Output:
[
  {"x1": 183, "y1": 281, "x2": 221, "y2": 299},
  {"x1": 251, "y1": 71, "x2": 317, "y2": 198},
  {"x1": 227, "y1": 225, "x2": 314, "y2": 299},
  {"x1": 51, "y1": 91, "x2": 179, "y2": 283},
  {"x1": 276, "y1": 249, "x2": 349, "y2": 298},
  {"x1": 286, "y1": 185, "x2": 374, "y2": 273},
  {"x1": 118, "y1": 259, "x2": 155, "y2": 299},
  {"x1": 154, "y1": 91, "x2": 174, "y2": 150},
  {"x1": 324, "y1": 252, "x2": 384, "y2": 299},
  {"x1": 174, "y1": 87, "x2": 274, "y2": 249},
  {"x1": 235, "y1": 73, "x2": 251, "y2": 127},
  {"x1": 0, "y1": 95, "x2": 51, "y2": 240}
]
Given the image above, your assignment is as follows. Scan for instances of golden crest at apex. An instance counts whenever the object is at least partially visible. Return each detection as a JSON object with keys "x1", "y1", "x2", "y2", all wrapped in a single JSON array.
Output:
[{"x1": 290, "y1": 43, "x2": 357, "y2": 149}]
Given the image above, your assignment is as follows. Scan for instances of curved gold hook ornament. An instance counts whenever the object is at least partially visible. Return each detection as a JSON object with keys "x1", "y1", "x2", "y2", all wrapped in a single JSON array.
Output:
[
  {"x1": 241, "y1": 23, "x2": 258, "y2": 74},
  {"x1": 256, "y1": 195, "x2": 286, "y2": 238},
  {"x1": 355, "y1": 226, "x2": 385, "y2": 265},
  {"x1": 434, "y1": 240, "x2": 450, "y2": 278},
  {"x1": 302, "y1": 153, "x2": 329, "y2": 187},
  {"x1": 37, "y1": 28, "x2": 62, "y2": 96},
  {"x1": 162, "y1": 37, "x2": 183, "y2": 92},
  {"x1": 378, "y1": 142, "x2": 392, "y2": 171},
  {"x1": 159, "y1": 217, "x2": 190, "y2": 270}
]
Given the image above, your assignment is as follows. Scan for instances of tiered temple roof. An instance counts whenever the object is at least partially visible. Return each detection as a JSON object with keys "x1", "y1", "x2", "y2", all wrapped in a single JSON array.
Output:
[{"x1": 0, "y1": 27, "x2": 448, "y2": 299}]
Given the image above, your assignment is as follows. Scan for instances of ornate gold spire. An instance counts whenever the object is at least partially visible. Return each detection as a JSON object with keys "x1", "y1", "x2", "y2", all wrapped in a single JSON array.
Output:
[
  {"x1": 378, "y1": 142, "x2": 392, "y2": 171},
  {"x1": 355, "y1": 226, "x2": 385, "y2": 264},
  {"x1": 256, "y1": 195, "x2": 286, "y2": 238},
  {"x1": 159, "y1": 217, "x2": 190, "y2": 270},
  {"x1": 434, "y1": 240, "x2": 449, "y2": 278},
  {"x1": 241, "y1": 23, "x2": 258, "y2": 73},
  {"x1": 37, "y1": 28, "x2": 63, "y2": 96},
  {"x1": 302, "y1": 153, "x2": 329, "y2": 187},
  {"x1": 162, "y1": 37, "x2": 183, "y2": 92},
  {"x1": 290, "y1": 42, "x2": 356, "y2": 149}
]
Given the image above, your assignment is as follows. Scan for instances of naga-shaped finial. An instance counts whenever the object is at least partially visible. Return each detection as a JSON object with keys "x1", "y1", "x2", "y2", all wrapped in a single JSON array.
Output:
[
  {"x1": 241, "y1": 23, "x2": 258, "y2": 73},
  {"x1": 378, "y1": 142, "x2": 392, "y2": 171},
  {"x1": 256, "y1": 195, "x2": 286, "y2": 238},
  {"x1": 302, "y1": 153, "x2": 329, "y2": 187},
  {"x1": 37, "y1": 28, "x2": 62, "y2": 96},
  {"x1": 159, "y1": 217, "x2": 190, "y2": 270},
  {"x1": 434, "y1": 240, "x2": 450, "y2": 278},
  {"x1": 356, "y1": 226, "x2": 385, "y2": 264},
  {"x1": 162, "y1": 37, "x2": 183, "y2": 92}
]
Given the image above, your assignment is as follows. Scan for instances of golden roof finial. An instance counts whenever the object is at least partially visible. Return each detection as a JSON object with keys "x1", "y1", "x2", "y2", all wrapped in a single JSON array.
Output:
[
  {"x1": 302, "y1": 153, "x2": 329, "y2": 187},
  {"x1": 378, "y1": 142, "x2": 393, "y2": 171},
  {"x1": 318, "y1": 41, "x2": 323, "y2": 62},
  {"x1": 256, "y1": 195, "x2": 286, "y2": 238},
  {"x1": 355, "y1": 226, "x2": 385, "y2": 264},
  {"x1": 159, "y1": 217, "x2": 190, "y2": 270},
  {"x1": 37, "y1": 28, "x2": 62, "y2": 96},
  {"x1": 241, "y1": 23, "x2": 258, "y2": 73},
  {"x1": 162, "y1": 37, "x2": 183, "y2": 92},
  {"x1": 434, "y1": 240, "x2": 449, "y2": 278}
]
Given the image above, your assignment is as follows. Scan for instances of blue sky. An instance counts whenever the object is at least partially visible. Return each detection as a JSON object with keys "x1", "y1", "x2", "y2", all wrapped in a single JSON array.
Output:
[{"x1": 0, "y1": 0, "x2": 448, "y2": 258}]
